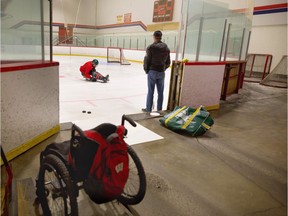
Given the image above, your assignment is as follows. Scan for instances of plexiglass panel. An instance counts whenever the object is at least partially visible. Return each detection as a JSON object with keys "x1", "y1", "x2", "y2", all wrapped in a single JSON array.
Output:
[
  {"x1": 145, "y1": 36, "x2": 154, "y2": 49},
  {"x1": 110, "y1": 36, "x2": 118, "y2": 47},
  {"x1": 138, "y1": 35, "x2": 146, "y2": 50},
  {"x1": 123, "y1": 36, "x2": 131, "y2": 49},
  {"x1": 52, "y1": 31, "x2": 178, "y2": 52},
  {"x1": 184, "y1": 20, "x2": 200, "y2": 61},
  {"x1": 103, "y1": 36, "x2": 111, "y2": 47},
  {"x1": 180, "y1": 0, "x2": 254, "y2": 61},
  {"x1": 198, "y1": 18, "x2": 226, "y2": 61},
  {"x1": 43, "y1": 0, "x2": 253, "y2": 60},
  {"x1": 1, "y1": 0, "x2": 46, "y2": 61},
  {"x1": 130, "y1": 37, "x2": 138, "y2": 49},
  {"x1": 117, "y1": 36, "x2": 125, "y2": 48}
]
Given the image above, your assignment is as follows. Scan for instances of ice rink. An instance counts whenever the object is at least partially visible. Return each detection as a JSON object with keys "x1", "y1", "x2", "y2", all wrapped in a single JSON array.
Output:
[{"x1": 55, "y1": 55, "x2": 171, "y2": 145}]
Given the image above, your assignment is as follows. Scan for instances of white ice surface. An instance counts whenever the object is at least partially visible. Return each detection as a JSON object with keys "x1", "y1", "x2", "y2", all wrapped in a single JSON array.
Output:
[{"x1": 56, "y1": 56, "x2": 170, "y2": 145}]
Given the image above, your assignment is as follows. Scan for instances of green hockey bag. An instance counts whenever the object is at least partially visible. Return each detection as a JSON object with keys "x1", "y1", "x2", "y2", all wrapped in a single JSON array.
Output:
[{"x1": 159, "y1": 106, "x2": 214, "y2": 136}]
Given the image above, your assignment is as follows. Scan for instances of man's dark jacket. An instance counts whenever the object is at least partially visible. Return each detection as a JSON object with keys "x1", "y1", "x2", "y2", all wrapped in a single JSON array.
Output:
[{"x1": 143, "y1": 41, "x2": 171, "y2": 73}]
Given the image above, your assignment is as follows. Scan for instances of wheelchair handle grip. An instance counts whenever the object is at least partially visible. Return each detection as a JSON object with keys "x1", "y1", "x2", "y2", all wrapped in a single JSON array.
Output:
[
  {"x1": 122, "y1": 115, "x2": 137, "y2": 127},
  {"x1": 71, "y1": 124, "x2": 86, "y2": 138}
]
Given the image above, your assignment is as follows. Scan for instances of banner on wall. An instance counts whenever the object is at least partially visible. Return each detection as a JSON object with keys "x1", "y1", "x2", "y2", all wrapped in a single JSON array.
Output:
[
  {"x1": 58, "y1": 26, "x2": 73, "y2": 44},
  {"x1": 153, "y1": 0, "x2": 175, "y2": 22},
  {"x1": 124, "y1": 13, "x2": 132, "y2": 23},
  {"x1": 117, "y1": 15, "x2": 123, "y2": 23}
]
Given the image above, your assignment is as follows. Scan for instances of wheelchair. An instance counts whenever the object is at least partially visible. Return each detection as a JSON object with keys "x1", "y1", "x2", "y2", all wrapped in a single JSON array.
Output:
[{"x1": 35, "y1": 115, "x2": 146, "y2": 216}]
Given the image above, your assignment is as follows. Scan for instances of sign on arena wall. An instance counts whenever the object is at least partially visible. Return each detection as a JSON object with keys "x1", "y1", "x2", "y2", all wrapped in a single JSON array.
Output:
[
  {"x1": 58, "y1": 26, "x2": 73, "y2": 44},
  {"x1": 153, "y1": 0, "x2": 175, "y2": 22},
  {"x1": 117, "y1": 15, "x2": 123, "y2": 23},
  {"x1": 124, "y1": 13, "x2": 132, "y2": 23}
]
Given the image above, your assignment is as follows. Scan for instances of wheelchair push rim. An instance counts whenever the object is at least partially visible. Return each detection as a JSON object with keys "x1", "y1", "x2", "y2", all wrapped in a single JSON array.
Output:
[
  {"x1": 36, "y1": 154, "x2": 78, "y2": 216},
  {"x1": 118, "y1": 145, "x2": 146, "y2": 205}
]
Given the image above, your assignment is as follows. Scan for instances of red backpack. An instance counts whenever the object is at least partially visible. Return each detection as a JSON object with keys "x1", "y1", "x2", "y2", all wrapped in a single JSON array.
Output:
[{"x1": 68, "y1": 124, "x2": 129, "y2": 204}]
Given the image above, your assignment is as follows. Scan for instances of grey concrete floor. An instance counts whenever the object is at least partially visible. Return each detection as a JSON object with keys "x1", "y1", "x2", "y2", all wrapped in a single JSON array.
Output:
[{"x1": 1, "y1": 83, "x2": 287, "y2": 216}]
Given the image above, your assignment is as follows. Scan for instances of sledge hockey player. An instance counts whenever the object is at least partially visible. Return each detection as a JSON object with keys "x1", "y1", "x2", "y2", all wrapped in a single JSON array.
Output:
[{"x1": 80, "y1": 59, "x2": 109, "y2": 83}]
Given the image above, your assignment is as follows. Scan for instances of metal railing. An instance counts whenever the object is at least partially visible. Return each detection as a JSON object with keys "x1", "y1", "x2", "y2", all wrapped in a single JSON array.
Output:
[
  {"x1": 51, "y1": 31, "x2": 179, "y2": 52},
  {"x1": 53, "y1": 36, "x2": 87, "y2": 47}
]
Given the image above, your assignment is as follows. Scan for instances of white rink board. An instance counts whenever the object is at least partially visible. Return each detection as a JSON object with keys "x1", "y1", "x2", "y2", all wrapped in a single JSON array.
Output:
[
  {"x1": 1, "y1": 65, "x2": 59, "y2": 152},
  {"x1": 180, "y1": 64, "x2": 225, "y2": 108}
]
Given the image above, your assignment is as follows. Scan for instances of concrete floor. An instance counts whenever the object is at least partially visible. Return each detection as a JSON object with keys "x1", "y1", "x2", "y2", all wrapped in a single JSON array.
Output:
[{"x1": 1, "y1": 82, "x2": 287, "y2": 216}]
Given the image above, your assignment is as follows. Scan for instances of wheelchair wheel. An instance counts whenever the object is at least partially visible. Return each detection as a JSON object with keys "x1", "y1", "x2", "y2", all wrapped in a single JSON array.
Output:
[
  {"x1": 36, "y1": 154, "x2": 78, "y2": 216},
  {"x1": 118, "y1": 145, "x2": 146, "y2": 205}
]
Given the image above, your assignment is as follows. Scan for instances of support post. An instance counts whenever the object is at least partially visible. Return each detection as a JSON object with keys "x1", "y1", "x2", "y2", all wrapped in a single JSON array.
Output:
[
  {"x1": 224, "y1": 23, "x2": 231, "y2": 61},
  {"x1": 219, "y1": 19, "x2": 227, "y2": 62},
  {"x1": 49, "y1": 0, "x2": 53, "y2": 61},
  {"x1": 239, "y1": 28, "x2": 246, "y2": 61},
  {"x1": 195, "y1": 17, "x2": 204, "y2": 62}
]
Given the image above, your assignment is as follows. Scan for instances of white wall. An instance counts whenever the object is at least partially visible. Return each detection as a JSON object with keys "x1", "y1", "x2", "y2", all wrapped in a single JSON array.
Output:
[
  {"x1": 254, "y1": 0, "x2": 287, "y2": 7},
  {"x1": 249, "y1": 25, "x2": 287, "y2": 70},
  {"x1": 51, "y1": 0, "x2": 97, "y2": 26},
  {"x1": 96, "y1": 0, "x2": 183, "y2": 27},
  {"x1": 211, "y1": 0, "x2": 254, "y2": 10},
  {"x1": 249, "y1": 0, "x2": 287, "y2": 71},
  {"x1": 47, "y1": 0, "x2": 98, "y2": 36},
  {"x1": 49, "y1": 0, "x2": 183, "y2": 34}
]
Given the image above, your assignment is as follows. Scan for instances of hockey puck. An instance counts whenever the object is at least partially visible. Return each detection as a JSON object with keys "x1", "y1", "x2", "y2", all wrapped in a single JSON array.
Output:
[
  {"x1": 82, "y1": 110, "x2": 86, "y2": 113},
  {"x1": 87, "y1": 111, "x2": 92, "y2": 114}
]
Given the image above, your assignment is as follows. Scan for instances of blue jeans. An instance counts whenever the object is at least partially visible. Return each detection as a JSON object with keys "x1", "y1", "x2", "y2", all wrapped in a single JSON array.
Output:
[{"x1": 146, "y1": 70, "x2": 165, "y2": 112}]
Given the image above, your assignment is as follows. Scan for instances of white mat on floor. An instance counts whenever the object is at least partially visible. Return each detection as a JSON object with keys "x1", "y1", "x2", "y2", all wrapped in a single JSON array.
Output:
[{"x1": 71, "y1": 114, "x2": 163, "y2": 146}]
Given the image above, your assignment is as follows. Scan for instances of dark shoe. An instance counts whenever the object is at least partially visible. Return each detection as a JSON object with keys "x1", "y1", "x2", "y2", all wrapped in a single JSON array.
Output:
[
  {"x1": 142, "y1": 108, "x2": 150, "y2": 113},
  {"x1": 157, "y1": 110, "x2": 165, "y2": 115},
  {"x1": 91, "y1": 78, "x2": 96, "y2": 82},
  {"x1": 102, "y1": 75, "x2": 109, "y2": 83}
]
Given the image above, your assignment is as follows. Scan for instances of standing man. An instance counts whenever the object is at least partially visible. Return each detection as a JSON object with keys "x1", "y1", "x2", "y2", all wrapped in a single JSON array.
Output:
[{"x1": 142, "y1": 30, "x2": 171, "y2": 113}]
